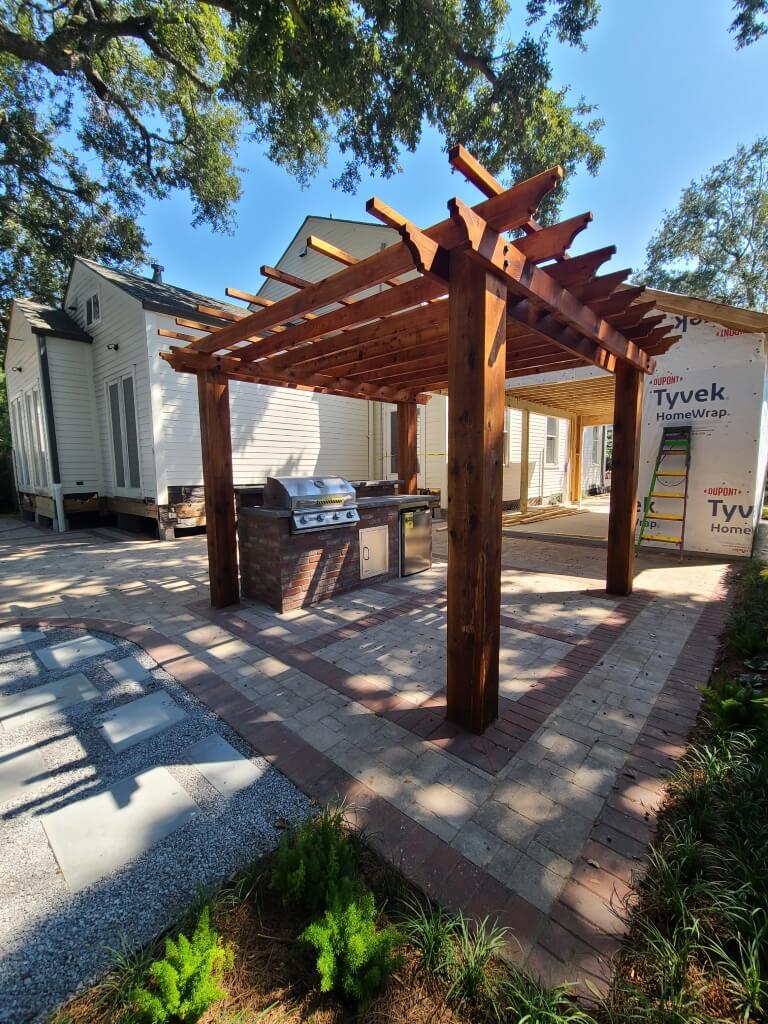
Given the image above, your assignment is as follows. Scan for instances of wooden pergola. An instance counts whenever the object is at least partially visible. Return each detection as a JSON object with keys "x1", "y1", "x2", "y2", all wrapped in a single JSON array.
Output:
[{"x1": 160, "y1": 147, "x2": 678, "y2": 735}]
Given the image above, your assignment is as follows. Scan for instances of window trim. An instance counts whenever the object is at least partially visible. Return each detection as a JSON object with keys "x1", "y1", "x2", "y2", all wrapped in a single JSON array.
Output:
[
  {"x1": 105, "y1": 370, "x2": 142, "y2": 497},
  {"x1": 10, "y1": 386, "x2": 50, "y2": 492},
  {"x1": 545, "y1": 416, "x2": 559, "y2": 467},
  {"x1": 85, "y1": 290, "x2": 101, "y2": 326}
]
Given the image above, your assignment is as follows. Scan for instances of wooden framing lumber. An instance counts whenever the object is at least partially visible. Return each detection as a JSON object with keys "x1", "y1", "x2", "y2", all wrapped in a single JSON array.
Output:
[
  {"x1": 520, "y1": 410, "x2": 531, "y2": 515},
  {"x1": 568, "y1": 416, "x2": 583, "y2": 504},
  {"x1": 446, "y1": 250, "x2": 507, "y2": 733}
]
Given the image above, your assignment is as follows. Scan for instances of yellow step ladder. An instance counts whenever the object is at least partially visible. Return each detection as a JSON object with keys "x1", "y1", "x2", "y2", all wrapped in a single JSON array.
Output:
[{"x1": 637, "y1": 426, "x2": 692, "y2": 558}]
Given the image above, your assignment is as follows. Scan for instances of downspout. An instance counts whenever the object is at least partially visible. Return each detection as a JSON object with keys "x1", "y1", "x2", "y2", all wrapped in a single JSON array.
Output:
[{"x1": 37, "y1": 335, "x2": 66, "y2": 531}]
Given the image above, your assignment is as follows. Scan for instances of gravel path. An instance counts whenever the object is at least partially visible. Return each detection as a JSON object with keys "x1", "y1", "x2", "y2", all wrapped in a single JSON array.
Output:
[{"x1": 0, "y1": 625, "x2": 310, "y2": 1024}]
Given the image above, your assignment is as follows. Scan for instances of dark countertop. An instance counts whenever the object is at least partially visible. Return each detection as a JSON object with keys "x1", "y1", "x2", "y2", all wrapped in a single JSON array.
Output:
[{"x1": 239, "y1": 493, "x2": 437, "y2": 520}]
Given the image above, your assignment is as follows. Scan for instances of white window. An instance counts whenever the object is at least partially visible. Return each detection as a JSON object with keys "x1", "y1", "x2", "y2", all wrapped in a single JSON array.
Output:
[
  {"x1": 85, "y1": 291, "x2": 101, "y2": 326},
  {"x1": 11, "y1": 388, "x2": 48, "y2": 490},
  {"x1": 545, "y1": 417, "x2": 558, "y2": 466},
  {"x1": 591, "y1": 426, "x2": 602, "y2": 466},
  {"x1": 106, "y1": 372, "x2": 141, "y2": 493}
]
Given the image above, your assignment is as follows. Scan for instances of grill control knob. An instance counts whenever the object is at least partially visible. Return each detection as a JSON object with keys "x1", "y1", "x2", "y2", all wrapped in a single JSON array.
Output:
[
  {"x1": 299, "y1": 515, "x2": 306, "y2": 523},
  {"x1": 346, "y1": 511, "x2": 353, "y2": 519},
  {"x1": 333, "y1": 512, "x2": 339, "y2": 520}
]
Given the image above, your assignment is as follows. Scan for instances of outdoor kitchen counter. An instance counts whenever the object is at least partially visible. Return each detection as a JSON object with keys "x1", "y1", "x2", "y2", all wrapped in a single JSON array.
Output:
[
  {"x1": 237, "y1": 493, "x2": 437, "y2": 519},
  {"x1": 238, "y1": 494, "x2": 437, "y2": 612}
]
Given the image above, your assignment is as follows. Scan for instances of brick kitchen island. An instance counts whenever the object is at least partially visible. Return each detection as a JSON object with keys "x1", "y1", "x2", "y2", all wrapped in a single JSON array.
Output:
[{"x1": 238, "y1": 494, "x2": 436, "y2": 612}]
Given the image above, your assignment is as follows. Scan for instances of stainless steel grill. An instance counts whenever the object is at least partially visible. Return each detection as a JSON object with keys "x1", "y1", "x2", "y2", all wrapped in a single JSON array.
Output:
[{"x1": 263, "y1": 476, "x2": 360, "y2": 533}]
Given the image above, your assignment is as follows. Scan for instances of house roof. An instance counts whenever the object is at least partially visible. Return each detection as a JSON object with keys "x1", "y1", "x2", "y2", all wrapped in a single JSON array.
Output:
[
  {"x1": 13, "y1": 299, "x2": 92, "y2": 343},
  {"x1": 642, "y1": 288, "x2": 768, "y2": 335},
  {"x1": 75, "y1": 258, "x2": 243, "y2": 326}
]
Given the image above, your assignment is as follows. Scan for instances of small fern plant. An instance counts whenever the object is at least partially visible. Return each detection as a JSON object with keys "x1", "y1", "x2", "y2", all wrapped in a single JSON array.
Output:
[
  {"x1": 271, "y1": 806, "x2": 357, "y2": 915},
  {"x1": 128, "y1": 907, "x2": 234, "y2": 1024},
  {"x1": 301, "y1": 888, "x2": 401, "y2": 1004},
  {"x1": 703, "y1": 676, "x2": 768, "y2": 732}
]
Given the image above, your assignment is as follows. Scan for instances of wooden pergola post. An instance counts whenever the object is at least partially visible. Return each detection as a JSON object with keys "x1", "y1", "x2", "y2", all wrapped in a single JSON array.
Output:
[
  {"x1": 568, "y1": 415, "x2": 583, "y2": 504},
  {"x1": 520, "y1": 410, "x2": 530, "y2": 513},
  {"x1": 606, "y1": 362, "x2": 644, "y2": 595},
  {"x1": 396, "y1": 401, "x2": 418, "y2": 494},
  {"x1": 197, "y1": 370, "x2": 239, "y2": 608},
  {"x1": 446, "y1": 252, "x2": 507, "y2": 733}
]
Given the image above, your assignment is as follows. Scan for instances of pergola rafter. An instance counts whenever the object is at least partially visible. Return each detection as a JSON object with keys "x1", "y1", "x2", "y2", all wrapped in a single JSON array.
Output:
[{"x1": 160, "y1": 147, "x2": 679, "y2": 736}]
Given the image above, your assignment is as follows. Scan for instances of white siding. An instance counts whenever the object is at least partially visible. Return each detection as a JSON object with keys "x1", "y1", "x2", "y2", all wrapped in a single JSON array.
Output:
[
  {"x1": 148, "y1": 310, "x2": 372, "y2": 500},
  {"x1": 46, "y1": 338, "x2": 101, "y2": 492},
  {"x1": 64, "y1": 262, "x2": 156, "y2": 499},
  {"x1": 501, "y1": 409, "x2": 568, "y2": 504},
  {"x1": 146, "y1": 218, "x2": 400, "y2": 503},
  {"x1": 4, "y1": 306, "x2": 51, "y2": 495}
]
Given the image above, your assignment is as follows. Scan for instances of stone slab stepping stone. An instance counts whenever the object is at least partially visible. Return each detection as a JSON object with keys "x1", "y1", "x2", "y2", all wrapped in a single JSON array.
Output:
[
  {"x1": 41, "y1": 765, "x2": 197, "y2": 891},
  {"x1": 97, "y1": 691, "x2": 187, "y2": 753},
  {"x1": 104, "y1": 655, "x2": 151, "y2": 685},
  {"x1": 0, "y1": 627, "x2": 45, "y2": 653},
  {"x1": 0, "y1": 673, "x2": 100, "y2": 728},
  {"x1": 37, "y1": 635, "x2": 114, "y2": 671},
  {"x1": 0, "y1": 736, "x2": 49, "y2": 804},
  {"x1": 184, "y1": 734, "x2": 265, "y2": 797}
]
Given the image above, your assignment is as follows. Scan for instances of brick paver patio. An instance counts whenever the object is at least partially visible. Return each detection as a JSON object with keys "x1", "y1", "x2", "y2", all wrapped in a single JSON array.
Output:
[{"x1": 0, "y1": 517, "x2": 733, "y2": 989}]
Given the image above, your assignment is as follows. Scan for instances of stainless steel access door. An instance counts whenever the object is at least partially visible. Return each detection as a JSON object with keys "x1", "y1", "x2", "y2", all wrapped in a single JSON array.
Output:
[{"x1": 400, "y1": 508, "x2": 432, "y2": 576}]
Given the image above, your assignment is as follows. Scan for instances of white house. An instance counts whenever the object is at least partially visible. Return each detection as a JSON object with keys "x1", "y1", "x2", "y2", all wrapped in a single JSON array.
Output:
[
  {"x1": 5, "y1": 217, "x2": 582, "y2": 537},
  {"x1": 9, "y1": 219, "x2": 761, "y2": 558}
]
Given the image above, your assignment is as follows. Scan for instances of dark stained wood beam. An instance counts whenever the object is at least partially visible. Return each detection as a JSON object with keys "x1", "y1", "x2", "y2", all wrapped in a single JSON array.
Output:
[
  {"x1": 447, "y1": 198, "x2": 651, "y2": 372},
  {"x1": 590, "y1": 285, "x2": 646, "y2": 318},
  {"x1": 545, "y1": 246, "x2": 617, "y2": 287},
  {"x1": 572, "y1": 269, "x2": 632, "y2": 303},
  {"x1": 448, "y1": 143, "x2": 504, "y2": 198},
  {"x1": 197, "y1": 371, "x2": 239, "y2": 608},
  {"x1": 513, "y1": 212, "x2": 592, "y2": 262},
  {"x1": 606, "y1": 361, "x2": 644, "y2": 596},
  {"x1": 159, "y1": 348, "x2": 431, "y2": 405},
  {"x1": 235, "y1": 276, "x2": 445, "y2": 363},
  {"x1": 397, "y1": 403, "x2": 418, "y2": 494},
  {"x1": 446, "y1": 249, "x2": 507, "y2": 733},
  {"x1": 267, "y1": 301, "x2": 448, "y2": 373}
]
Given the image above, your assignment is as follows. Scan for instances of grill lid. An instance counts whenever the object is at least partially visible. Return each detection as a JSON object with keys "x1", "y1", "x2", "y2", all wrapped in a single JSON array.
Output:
[{"x1": 263, "y1": 476, "x2": 357, "y2": 510}]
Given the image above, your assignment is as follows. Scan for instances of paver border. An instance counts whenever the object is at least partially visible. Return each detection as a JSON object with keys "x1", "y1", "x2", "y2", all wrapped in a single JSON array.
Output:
[
  {"x1": 192, "y1": 589, "x2": 653, "y2": 774},
  {"x1": 1, "y1": 561, "x2": 733, "y2": 989}
]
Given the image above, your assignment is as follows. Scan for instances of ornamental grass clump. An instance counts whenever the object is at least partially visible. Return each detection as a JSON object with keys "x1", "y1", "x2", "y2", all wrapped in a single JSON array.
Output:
[{"x1": 127, "y1": 907, "x2": 234, "y2": 1024}]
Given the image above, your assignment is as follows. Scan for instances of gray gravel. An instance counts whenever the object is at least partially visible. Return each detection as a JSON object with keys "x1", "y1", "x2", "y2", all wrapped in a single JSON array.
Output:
[{"x1": 0, "y1": 626, "x2": 310, "y2": 1024}]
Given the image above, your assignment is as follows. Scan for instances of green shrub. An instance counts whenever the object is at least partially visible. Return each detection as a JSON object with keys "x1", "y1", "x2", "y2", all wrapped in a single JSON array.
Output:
[
  {"x1": 727, "y1": 614, "x2": 767, "y2": 657},
  {"x1": 702, "y1": 676, "x2": 768, "y2": 732},
  {"x1": 271, "y1": 806, "x2": 357, "y2": 916},
  {"x1": 301, "y1": 888, "x2": 401, "y2": 1004},
  {"x1": 128, "y1": 908, "x2": 234, "y2": 1024}
]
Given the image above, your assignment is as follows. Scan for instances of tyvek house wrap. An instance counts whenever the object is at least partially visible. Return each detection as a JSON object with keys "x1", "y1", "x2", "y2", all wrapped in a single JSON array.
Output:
[{"x1": 636, "y1": 314, "x2": 768, "y2": 557}]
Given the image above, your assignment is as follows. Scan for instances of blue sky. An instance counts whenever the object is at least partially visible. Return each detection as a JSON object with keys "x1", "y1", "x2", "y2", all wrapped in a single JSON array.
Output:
[{"x1": 140, "y1": 0, "x2": 768, "y2": 299}]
